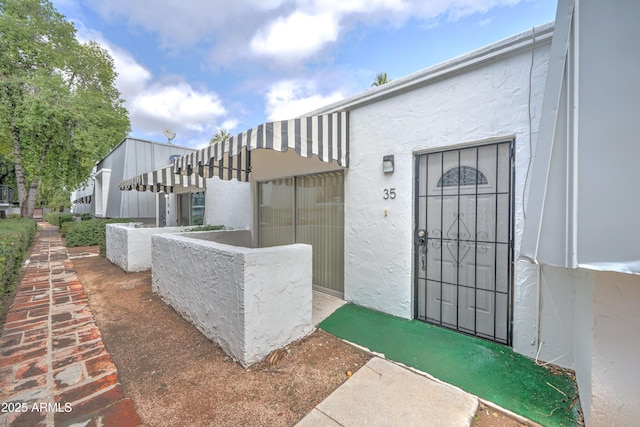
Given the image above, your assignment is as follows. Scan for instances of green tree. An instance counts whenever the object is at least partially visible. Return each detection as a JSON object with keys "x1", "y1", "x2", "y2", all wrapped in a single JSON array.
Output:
[
  {"x1": 36, "y1": 179, "x2": 70, "y2": 210},
  {"x1": 0, "y1": 0, "x2": 130, "y2": 218},
  {"x1": 210, "y1": 128, "x2": 231, "y2": 145},
  {"x1": 371, "y1": 72, "x2": 391, "y2": 87},
  {"x1": 0, "y1": 118, "x2": 16, "y2": 202}
]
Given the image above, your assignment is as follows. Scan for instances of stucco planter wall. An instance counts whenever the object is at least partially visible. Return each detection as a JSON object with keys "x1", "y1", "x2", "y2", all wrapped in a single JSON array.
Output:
[
  {"x1": 106, "y1": 224, "x2": 191, "y2": 272},
  {"x1": 151, "y1": 232, "x2": 313, "y2": 367},
  {"x1": 184, "y1": 229, "x2": 252, "y2": 247}
]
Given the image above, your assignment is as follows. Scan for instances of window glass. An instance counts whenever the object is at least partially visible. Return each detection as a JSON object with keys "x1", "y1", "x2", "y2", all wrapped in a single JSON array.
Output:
[
  {"x1": 437, "y1": 166, "x2": 488, "y2": 187},
  {"x1": 191, "y1": 192, "x2": 205, "y2": 225},
  {"x1": 258, "y1": 172, "x2": 344, "y2": 294},
  {"x1": 258, "y1": 179, "x2": 294, "y2": 247},
  {"x1": 178, "y1": 193, "x2": 190, "y2": 226}
]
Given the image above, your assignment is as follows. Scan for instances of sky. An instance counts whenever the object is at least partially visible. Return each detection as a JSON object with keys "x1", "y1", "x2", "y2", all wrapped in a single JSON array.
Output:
[{"x1": 51, "y1": 0, "x2": 558, "y2": 150}]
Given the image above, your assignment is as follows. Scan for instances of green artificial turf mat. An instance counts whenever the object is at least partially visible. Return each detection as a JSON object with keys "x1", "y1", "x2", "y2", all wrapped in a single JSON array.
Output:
[{"x1": 320, "y1": 304, "x2": 579, "y2": 426}]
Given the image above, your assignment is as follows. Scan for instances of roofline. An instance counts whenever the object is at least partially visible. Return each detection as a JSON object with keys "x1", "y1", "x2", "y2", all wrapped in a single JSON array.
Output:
[
  {"x1": 97, "y1": 136, "x2": 196, "y2": 165},
  {"x1": 306, "y1": 22, "x2": 554, "y2": 115},
  {"x1": 113, "y1": 136, "x2": 196, "y2": 152}
]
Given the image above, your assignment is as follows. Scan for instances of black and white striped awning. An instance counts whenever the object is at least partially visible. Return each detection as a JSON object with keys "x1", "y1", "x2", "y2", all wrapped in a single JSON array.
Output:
[
  {"x1": 71, "y1": 195, "x2": 92, "y2": 204},
  {"x1": 174, "y1": 111, "x2": 349, "y2": 182},
  {"x1": 119, "y1": 165, "x2": 206, "y2": 193}
]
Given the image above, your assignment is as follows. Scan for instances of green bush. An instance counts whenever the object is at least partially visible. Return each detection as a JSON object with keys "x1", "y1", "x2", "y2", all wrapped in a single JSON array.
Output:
[
  {"x1": 63, "y1": 218, "x2": 131, "y2": 256},
  {"x1": 0, "y1": 219, "x2": 37, "y2": 302},
  {"x1": 185, "y1": 224, "x2": 225, "y2": 232},
  {"x1": 45, "y1": 212, "x2": 75, "y2": 227},
  {"x1": 60, "y1": 220, "x2": 76, "y2": 238}
]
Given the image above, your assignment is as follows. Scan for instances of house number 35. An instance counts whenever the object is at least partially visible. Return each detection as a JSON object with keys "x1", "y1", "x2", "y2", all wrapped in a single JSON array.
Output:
[{"x1": 383, "y1": 188, "x2": 396, "y2": 199}]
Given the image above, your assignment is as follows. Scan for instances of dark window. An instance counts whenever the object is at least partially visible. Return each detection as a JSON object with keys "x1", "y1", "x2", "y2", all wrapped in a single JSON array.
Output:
[{"x1": 437, "y1": 166, "x2": 488, "y2": 187}]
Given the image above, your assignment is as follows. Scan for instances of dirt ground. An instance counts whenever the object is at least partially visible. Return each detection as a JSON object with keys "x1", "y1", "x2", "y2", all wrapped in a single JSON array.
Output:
[
  {"x1": 70, "y1": 251, "x2": 532, "y2": 427},
  {"x1": 0, "y1": 238, "x2": 530, "y2": 426},
  {"x1": 472, "y1": 402, "x2": 530, "y2": 427},
  {"x1": 71, "y1": 251, "x2": 371, "y2": 427}
]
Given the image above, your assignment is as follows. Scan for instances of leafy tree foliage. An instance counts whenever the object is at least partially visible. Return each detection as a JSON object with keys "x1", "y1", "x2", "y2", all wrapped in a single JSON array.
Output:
[
  {"x1": 371, "y1": 72, "x2": 391, "y2": 87},
  {"x1": 0, "y1": 0, "x2": 130, "y2": 217},
  {"x1": 37, "y1": 178, "x2": 70, "y2": 210},
  {"x1": 0, "y1": 126, "x2": 16, "y2": 202},
  {"x1": 210, "y1": 128, "x2": 231, "y2": 145},
  {"x1": 0, "y1": 153, "x2": 15, "y2": 198}
]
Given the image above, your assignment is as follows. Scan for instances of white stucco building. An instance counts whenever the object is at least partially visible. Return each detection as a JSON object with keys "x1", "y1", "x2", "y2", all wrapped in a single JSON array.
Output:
[
  {"x1": 520, "y1": 1, "x2": 640, "y2": 425},
  {"x1": 197, "y1": 22, "x2": 553, "y2": 347},
  {"x1": 122, "y1": 1, "x2": 639, "y2": 424}
]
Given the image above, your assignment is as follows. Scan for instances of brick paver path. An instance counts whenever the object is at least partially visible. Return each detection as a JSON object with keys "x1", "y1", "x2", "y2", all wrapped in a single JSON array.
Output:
[{"x1": 0, "y1": 224, "x2": 141, "y2": 426}]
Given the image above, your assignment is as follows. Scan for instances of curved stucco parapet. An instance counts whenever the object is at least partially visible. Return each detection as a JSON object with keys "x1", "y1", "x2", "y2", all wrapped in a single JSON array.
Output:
[{"x1": 151, "y1": 233, "x2": 312, "y2": 367}]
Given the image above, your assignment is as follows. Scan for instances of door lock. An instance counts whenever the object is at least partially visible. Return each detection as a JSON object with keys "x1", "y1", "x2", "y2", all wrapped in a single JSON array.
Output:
[{"x1": 416, "y1": 229, "x2": 428, "y2": 271}]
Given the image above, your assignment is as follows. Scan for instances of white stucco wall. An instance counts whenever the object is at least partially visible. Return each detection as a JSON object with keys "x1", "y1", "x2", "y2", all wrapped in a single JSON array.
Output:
[
  {"x1": 106, "y1": 223, "x2": 190, "y2": 272},
  {"x1": 205, "y1": 177, "x2": 252, "y2": 229},
  {"x1": 339, "y1": 40, "x2": 550, "y2": 359},
  {"x1": 151, "y1": 233, "x2": 313, "y2": 367},
  {"x1": 573, "y1": 273, "x2": 593, "y2": 427},
  {"x1": 223, "y1": 30, "x2": 554, "y2": 359},
  {"x1": 540, "y1": 267, "x2": 640, "y2": 427},
  {"x1": 536, "y1": 266, "x2": 597, "y2": 371},
  {"x1": 155, "y1": 193, "x2": 178, "y2": 227},
  {"x1": 185, "y1": 229, "x2": 252, "y2": 247},
  {"x1": 590, "y1": 271, "x2": 640, "y2": 426}
]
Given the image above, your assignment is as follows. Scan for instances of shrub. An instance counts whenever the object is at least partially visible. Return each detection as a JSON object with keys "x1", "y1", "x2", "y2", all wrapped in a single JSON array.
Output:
[
  {"x1": 63, "y1": 218, "x2": 131, "y2": 256},
  {"x1": 60, "y1": 220, "x2": 75, "y2": 238},
  {"x1": 185, "y1": 224, "x2": 225, "y2": 232},
  {"x1": 0, "y1": 219, "x2": 37, "y2": 303},
  {"x1": 45, "y1": 212, "x2": 75, "y2": 227}
]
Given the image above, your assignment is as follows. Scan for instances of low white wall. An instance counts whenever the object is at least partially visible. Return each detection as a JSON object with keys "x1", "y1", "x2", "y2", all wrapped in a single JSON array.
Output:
[
  {"x1": 151, "y1": 233, "x2": 313, "y2": 367},
  {"x1": 185, "y1": 229, "x2": 252, "y2": 247},
  {"x1": 106, "y1": 224, "x2": 190, "y2": 272}
]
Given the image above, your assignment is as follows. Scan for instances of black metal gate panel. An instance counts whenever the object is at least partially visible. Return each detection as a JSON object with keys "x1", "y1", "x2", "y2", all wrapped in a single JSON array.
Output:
[{"x1": 415, "y1": 141, "x2": 514, "y2": 344}]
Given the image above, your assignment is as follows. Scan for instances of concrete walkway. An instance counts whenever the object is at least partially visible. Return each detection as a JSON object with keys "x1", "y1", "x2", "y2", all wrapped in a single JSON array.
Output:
[
  {"x1": 296, "y1": 357, "x2": 479, "y2": 427},
  {"x1": 0, "y1": 224, "x2": 141, "y2": 427}
]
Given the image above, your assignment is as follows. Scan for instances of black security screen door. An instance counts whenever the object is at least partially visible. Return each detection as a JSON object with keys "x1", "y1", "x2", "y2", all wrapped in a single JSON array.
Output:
[{"x1": 415, "y1": 141, "x2": 514, "y2": 344}]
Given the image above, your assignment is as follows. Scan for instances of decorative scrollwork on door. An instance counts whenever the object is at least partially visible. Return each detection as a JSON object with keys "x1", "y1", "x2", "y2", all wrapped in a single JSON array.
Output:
[{"x1": 430, "y1": 211, "x2": 488, "y2": 268}]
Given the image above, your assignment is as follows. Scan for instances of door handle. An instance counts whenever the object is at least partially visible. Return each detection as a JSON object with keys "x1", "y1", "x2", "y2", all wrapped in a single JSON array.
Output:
[{"x1": 415, "y1": 229, "x2": 427, "y2": 271}]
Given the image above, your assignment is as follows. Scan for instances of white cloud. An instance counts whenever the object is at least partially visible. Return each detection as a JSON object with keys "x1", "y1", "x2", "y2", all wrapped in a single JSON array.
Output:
[
  {"x1": 109, "y1": 47, "x2": 152, "y2": 101},
  {"x1": 476, "y1": 17, "x2": 494, "y2": 27},
  {"x1": 74, "y1": 24, "x2": 232, "y2": 146},
  {"x1": 265, "y1": 80, "x2": 344, "y2": 121},
  {"x1": 85, "y1": 0, "x2": 282, "y2": 50},
  {"x1": 62, "y1": 0, "x2": 530, "y2": 145},
  {"x1": 78, "y1": 0, "x2": 525, "y2": 65},
  {"x1": 219, "y1": 119, "x2": 240, "y2": 132},
  {"x1": 130, "y1": 80, "x2": 226, "y2": 133},
  {"x1": 404, "y1": 0, "x2": 521, "y2": 22},
  {"x1": 251, "y1": 12, "x2": 339, "y2": 60}
]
